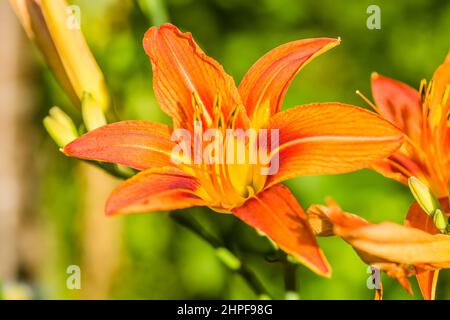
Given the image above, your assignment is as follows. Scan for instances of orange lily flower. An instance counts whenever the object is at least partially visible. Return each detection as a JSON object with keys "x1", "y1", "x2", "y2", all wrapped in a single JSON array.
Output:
[
  {"x1": 307, "y1": 200, "x2": 450, "y2": 299},
  {"x1": 63, "y1": 23, "x2": 403, "y2": 276},
  {"x1": 370, "y1": 53, "x2": 450, "y2": 196},
  {"x1": 367, "y1": 53, "x2": 450, "y2": 298}
]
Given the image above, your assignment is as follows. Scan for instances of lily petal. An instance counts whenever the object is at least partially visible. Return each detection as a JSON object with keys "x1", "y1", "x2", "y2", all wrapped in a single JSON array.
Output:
[
  {"x1": 415, "y1": 269, "x2": 439, "y2": 300},
  {"x1": 371, "y1": 73, "x2": 422, "y2": 142},
  {"x1": 232, "y1": 184, "x2": 331, "y2": 277},
  {"x1": 106, "y1": 167, "x2": 205, "y2": 215},
  {"x1": 64, "y1": 120, "x2": 175, "y2": 170},
  {"x1": 370, "y1": 153, "x2": 425, "y2": 186},
  {"x1": 405, "y1": 199, "x2": 450, "y2": 300},
  {"x1": 307, "y1": 202, "x2": 450, "y2": 295},
  {"x1": 429, "y1": 55, "x2": 450, "y2": 116},
  {"x1": 338, "y1": 222, "x2": 450, "y2": 267},
  {"x1": 238, "y1": 38, "x2": 340, "y2": 119},
  {"x1": 143, "y1": 23, "x2": 247, "y2": 130},
  {"x1": 267, "y1": 103, "x2": 404, "y2": 186}
]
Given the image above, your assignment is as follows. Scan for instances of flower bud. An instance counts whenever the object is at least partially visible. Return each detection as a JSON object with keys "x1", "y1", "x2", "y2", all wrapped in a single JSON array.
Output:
[
  {"x1": 43, "y1": 107, "x2": 78, "y2": 147},
  {"x1": 408, "y1": 176, "x2": 441, "y2": 216},
  {"x1": 82, "y1": 92, "x2": 107, "y2": 131},
  {"x1": 433, "y1": 209, "x2": 448, "y2": 234},
  {"x1": 9, "y1": 0, "x2": 109, "y2": 110}
]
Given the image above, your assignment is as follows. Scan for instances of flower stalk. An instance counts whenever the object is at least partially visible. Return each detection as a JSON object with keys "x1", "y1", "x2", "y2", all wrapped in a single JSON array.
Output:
[{"x1": 170, "y1": 213, "x2": 272, "y2": 299}]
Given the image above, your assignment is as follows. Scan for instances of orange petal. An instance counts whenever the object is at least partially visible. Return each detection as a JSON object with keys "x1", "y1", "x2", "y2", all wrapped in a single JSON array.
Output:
[
  {"x1": 370, "y1": 159, "x2": 408, "y2": 185},
  {"x1": 371, "y1": 73, "x2": 422, "y2": 142},
  {"x1": 430, "y1": 55, "x2": 450, "y2": 113},
  {"x1": 337, "y1": 221, "x2": 450, "y2": 267},
  {"x1": 415, "y1": 268, "x2": 439, "y2": 300},
  {"x1": 312, "y1": 203, "x2": 450, "y2": 267},
  {"x1": 375, "y1": 283, "x2": 383, "y2": 300},
  {"x1": 371, "y1": 153, "x2": 425, "y2": 186},
  {"x1": 238, "y1": 38, "x2": 340, "y2": 118},
  {"x1": 405, "y1": 200, "x2": 448, "y2": 234},
  {"x1": 307, "y1": 201, "x2": 369, "y2": 236},
  {"x1": 106, "y1": 167, "x2": 205, "y2": 215},
  {"x1": 143, "y1": 23, "x2": 247, "y2": 130},
  {"x1": 405, "y1": 199, "x2": 450, "y2": 299},
  {"x1": 64, "y1": 120, "x2": 175, "y2": 170},
  {"x1": 309, "y1": 202, "x2": 450, "y2": 295},
  {"x1": 267, "y1": 103, "x2": 404, "y2": 186},
  {"x1": 232, "y1": 184, "x2": 331, "y2": 277}
]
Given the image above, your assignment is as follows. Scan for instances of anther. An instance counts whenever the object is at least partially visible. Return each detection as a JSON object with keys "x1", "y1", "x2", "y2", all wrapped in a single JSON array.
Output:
[{"x1": 419, "y1": 79, "x2": 427, "y2": 103}]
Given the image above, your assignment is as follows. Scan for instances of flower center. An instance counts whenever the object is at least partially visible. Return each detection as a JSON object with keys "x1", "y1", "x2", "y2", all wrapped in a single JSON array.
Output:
[{"x1": 181, "y1": 93, "x2": 268, "y2": 211}]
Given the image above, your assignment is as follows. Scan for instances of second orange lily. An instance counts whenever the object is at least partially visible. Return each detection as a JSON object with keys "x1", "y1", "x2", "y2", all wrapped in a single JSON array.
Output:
[
  {"x1": 63, "y1": 23, "x2": 403, "y2": 276},
  {"x1": 366, "y1": 53, "x2": 450, "y2": 298}
]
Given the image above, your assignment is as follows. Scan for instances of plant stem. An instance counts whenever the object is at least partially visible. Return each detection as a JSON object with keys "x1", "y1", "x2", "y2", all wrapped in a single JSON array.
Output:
[
  {"x1": 91, "y1": 161, "x2": 136, "y2": 180},
  {"x1": 86, "y1": 161, "x2": 271, "y2": 298},
  {"x1": 282, "y1": 253, "x2": 299, "y2": 300},
  {"x1": 171, "y1": 213, "x2": 272, "y2": 299}
]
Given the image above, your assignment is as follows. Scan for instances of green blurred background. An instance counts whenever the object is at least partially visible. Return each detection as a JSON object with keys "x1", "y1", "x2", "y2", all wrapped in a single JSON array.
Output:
[{"x1": 1, "y1": 0, "x2": 449, "y2": 299}]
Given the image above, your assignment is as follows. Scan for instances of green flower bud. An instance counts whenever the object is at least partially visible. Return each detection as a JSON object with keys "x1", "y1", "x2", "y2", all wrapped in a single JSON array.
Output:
[
  {"x1": 433, "y1": 209, "x2": 448, "y2": 233},
  {"x1": 82, "y1": 92, "x2": 107, "y2": 131},
  {"x1": 43, "y1": 107, "x2": 78, "y2": 147},
  {"x1": 408, "y1": 176, "x2": 441, "y2": 216}
]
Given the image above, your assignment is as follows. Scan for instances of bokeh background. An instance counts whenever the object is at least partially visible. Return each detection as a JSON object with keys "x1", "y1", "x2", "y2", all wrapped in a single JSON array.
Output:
[{"x1": 1, "y1": 0, "x2": 449, "y2": 299}]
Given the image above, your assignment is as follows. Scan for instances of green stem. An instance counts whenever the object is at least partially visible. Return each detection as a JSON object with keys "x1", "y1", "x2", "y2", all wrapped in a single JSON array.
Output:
[
  {"x1": 90, "y1": 161, "x2": 136, "y2": 180},
  {"x1": 282, "y1": 253, "x2": 298, "y2": 299},
  {"x1": 171, "y1": 214, "x2": 272, "y2": 299},
  {"x1": 85, "y1": 160, "x2": 271, "y2": 298},
  {"x1": 136, "y1": 0, "x2": 169, "y2": 26}
]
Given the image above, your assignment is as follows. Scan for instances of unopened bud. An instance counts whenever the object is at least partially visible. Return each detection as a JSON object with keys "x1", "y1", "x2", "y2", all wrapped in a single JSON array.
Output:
[
  {"x1": 43, "y1": 107, "x2": 78, "y2": 147},
  {"x1": 408, "y1": 176, "x2": 441, "y2": 216},
  {"x1": 82, "y1": 92, "x2": 107, "y2": 131},
  {"x1": 433, "y1": 209, "x2": 448, "y2": 233}
]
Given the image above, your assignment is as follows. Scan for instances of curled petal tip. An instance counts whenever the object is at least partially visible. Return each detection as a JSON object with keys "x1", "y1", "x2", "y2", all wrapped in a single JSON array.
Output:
[{"x1": 371, "y1": 72, "x2": 380, "y2": 80}]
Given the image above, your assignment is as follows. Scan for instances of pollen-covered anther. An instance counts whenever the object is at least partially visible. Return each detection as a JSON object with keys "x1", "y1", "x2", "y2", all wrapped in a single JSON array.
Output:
[
  {"x1": 419, "y1": 79, "x2": 427, "y2": 104},
  {"x1": 226, "y1": 104, "x2": 241, "y2": 129},
  {"x1": 212, "y1": 94, "x2": 225, "y2": 130}
]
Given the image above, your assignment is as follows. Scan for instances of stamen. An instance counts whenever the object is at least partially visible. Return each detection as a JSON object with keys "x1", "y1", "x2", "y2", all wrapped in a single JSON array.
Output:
[
  {"x1": 385, "y1": 158, "x2": 414, "y2": 178},
  {"x1": 419, "y1": 79, "x2": 427, "y2": 103},
  {"x1": 426, "y1": 80, "x2": 435, "y2": 99},
  {"x1": 217, "y1": 115, "x2": 225, "y2": 130},
  {"x1": 355, "y1": 90, "x2": 381, "y2": 114},
  {"x1": 192, "y1": 92, "x2": 212, "y2": 126},
  {"x1": 227, "y1": 105, "x2": 240, "y2": 129},
  {"x1": 212, "y1": 93, "x2": 227, "y2": 132},
  {"x1": 213, "y1": 94, "x2": 221, "y2": 115},
  {"x1": 404, "y1": 135, "x2": 427, "y2": 159},
  {"x1": 442, "y1": 84, "x2": 450, "y2": 107}
]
